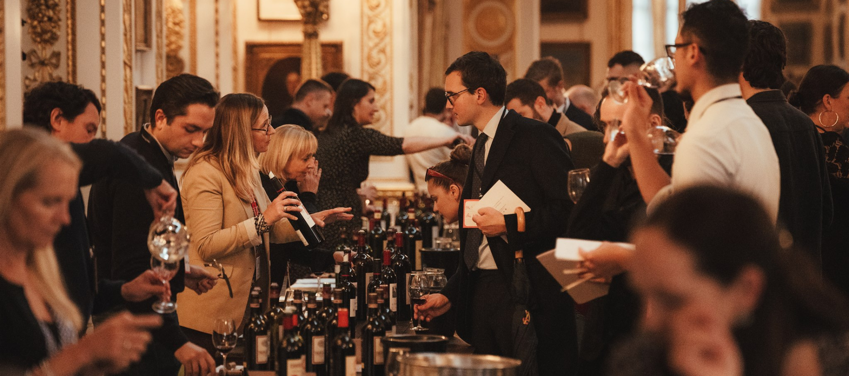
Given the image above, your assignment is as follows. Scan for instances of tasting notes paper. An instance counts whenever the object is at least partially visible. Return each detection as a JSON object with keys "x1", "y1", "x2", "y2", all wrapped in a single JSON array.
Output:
[
  {"x1": 463, "y1": 180, "x2": 531, "y2": 228},
  {"x1": 537, "y1": 238, "x2": 635, "y2": 304}
]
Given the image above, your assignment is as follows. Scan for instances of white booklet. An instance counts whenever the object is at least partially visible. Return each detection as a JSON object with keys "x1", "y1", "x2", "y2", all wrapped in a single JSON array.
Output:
[
  {"x1": 464, "y1": 180, "x2": 531, "y2": 228},
  {"x1": 536, "y1": 238, "x2": 635, "y2": 304}
]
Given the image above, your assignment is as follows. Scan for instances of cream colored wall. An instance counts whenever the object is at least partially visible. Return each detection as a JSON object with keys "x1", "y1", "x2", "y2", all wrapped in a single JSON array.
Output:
[{"x1": 539, "y1": 1, "x2": 611, "y2": 89}]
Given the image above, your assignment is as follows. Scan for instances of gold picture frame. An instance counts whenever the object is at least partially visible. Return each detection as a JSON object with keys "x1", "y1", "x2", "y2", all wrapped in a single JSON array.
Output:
[{"x1": 135, "y1": 0, "x2": 152, "y2": 50}]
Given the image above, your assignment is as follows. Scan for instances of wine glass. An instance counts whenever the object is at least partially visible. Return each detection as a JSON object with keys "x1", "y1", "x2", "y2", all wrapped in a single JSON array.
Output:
[
  {"x1": 212, "y1": 318, "x2": 238, "y2": 370},
  {"x1": 568, "y1": 168, "x2": 591, "y2": 204},
  {"x1": 385, "y1": 348, "x2": 408, "y2": 376},
  {"x1": 607, "y1": 57, "x2": 676, "y2": 103},
  {"x1": 150, "y1": 257, "x2": 180, "y2": 313},
  {"x1": 409, "y1": 272, "x2": 428, "y2": 332},
  {"x1": 606, "y1": 118, "x2": 682, "y2": 155}
]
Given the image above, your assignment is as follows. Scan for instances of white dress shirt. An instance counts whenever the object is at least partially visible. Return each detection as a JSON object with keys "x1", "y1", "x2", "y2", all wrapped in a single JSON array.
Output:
[
  {"x1": 475, "y1": 107, "x2": 506, "y2": 270},
  {"x1": 405, "y1": 116, "x2": 459, "y2": 192},
  {"x1": 650, "y1": 84, "x2": 780, "y2": 222}
]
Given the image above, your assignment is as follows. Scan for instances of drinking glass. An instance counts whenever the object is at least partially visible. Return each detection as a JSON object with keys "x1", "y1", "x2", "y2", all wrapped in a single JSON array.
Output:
[
  {"x1": 212, "y1": 318, "x2": 238, "y2": 370},
  {"x1": 150, "y1": 257, "x2": 180, "y2": 313},
  {"x1": 606, "y1": 119, "x2": 682, "y2": 155},
  {"x1": 385, "y1": 348, "x2": 408, "y2": 376},
  {"x1": 409, "y1": 272, "x2": 428, "y2": 332},
  {"x1": 568, "y1": 168, "x2": 591, "y2": 204},
  {"x1": 607, "y1": 57, "x2": 676, "y2": 103}
]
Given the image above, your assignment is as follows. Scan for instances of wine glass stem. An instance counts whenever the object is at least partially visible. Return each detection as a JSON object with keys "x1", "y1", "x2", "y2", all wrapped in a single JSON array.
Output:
[{"x1": 222, "y1": 353, "x2": 228, "y2": 370}]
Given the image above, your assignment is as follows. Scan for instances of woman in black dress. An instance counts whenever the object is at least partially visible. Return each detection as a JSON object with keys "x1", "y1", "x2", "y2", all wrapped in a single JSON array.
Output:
[{"x1": 316, "y1": 79, "x2": 464, "y2": 249}]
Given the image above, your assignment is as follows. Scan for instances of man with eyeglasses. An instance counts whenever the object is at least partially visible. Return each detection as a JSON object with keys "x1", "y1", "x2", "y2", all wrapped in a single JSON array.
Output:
[
  {"x1": 88, "y1": 74, "x2": 221, "y2": 376},
  {"x1": 417, "y1": 51, "x2": 578, "y2": 375},
  {"x1": 614, "y1": 0, "x2": 779, "y2": 221}
]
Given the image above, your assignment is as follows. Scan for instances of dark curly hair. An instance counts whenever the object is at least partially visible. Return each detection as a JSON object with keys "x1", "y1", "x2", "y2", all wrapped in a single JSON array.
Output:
[
  {"x1": 325, "y1": 78, "x2": 375, "y2": 132},
  {"x1": 150, "y1": 74, "x2": 219, "y2": 126},
  {"x1": 742, "y1": 20, "x2": 786, "y2": 90},
  {"x1": 23, "y1": 81, "x2": 101, "y2": 133},
  {"x1": 446, "y1": 51, "x2": 507, "y2": 106},
  {"x1": 680, "y1": 0, "x2": 749, "y2": 82}
]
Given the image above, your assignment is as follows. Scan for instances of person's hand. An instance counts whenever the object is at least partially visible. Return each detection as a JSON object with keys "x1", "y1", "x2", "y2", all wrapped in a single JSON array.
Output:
[
  {"x1": 174, "y1": 342, "x2": 217, "y2": 376},
  {"x1": 620, "y1": 80, "x2": 654, "y2": 148},
  {"x1": 185, "y1": 264, "x2": 218, "y2": 295},
  {"x1": 144, "y1": 180, "x2": 178, "y2": 220},
  {"x1": 668, "y1": 304, "x2": 743, "y2": 376},
  {"x1": 121, "y1": 269, "x2": 170, "y2": 302},
  {"x1": 357, "y1": 183, "x2": 378, "y2": 202},
  {"x1": 311, "y1": 207, "x2": 354, "y2": 227},
  {"x1": 414, "y1": 293, "x2": 451, "y2": 321},
  {"x1": 263, "y1": 191, "x2": 300, "y2": 224},
  {"x1": 472, "y1": 207, "x2": 507, "y2": 237},
  {"x1": 76, "y1": 312, "x2": 162, "y2": 373},
  {"x1": 297, "y1": 159, "x2": 321, "y2": 194},
  {"x1": 602, "y1": 129, "x2": 630, "y2": 168},
  {"x1": 577, "y1": 243, "x2": 633, "y2": 282}
]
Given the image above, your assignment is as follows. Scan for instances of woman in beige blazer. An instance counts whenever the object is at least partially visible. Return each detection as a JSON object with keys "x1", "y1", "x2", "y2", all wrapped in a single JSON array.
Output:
[{"x1": 177, "y1": 94, "x2": 302, "y2": 344}]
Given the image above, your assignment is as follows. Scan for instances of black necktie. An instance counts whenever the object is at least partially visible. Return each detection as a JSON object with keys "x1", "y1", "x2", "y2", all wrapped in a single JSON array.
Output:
[{"x1": 464, "y1": 133, "x2": 488, "y2": 270}]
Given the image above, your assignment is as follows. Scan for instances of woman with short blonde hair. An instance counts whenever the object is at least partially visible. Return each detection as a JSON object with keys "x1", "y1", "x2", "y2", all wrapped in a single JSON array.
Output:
[{"x1": 259, "y1": 124, "x2": 318, "y2": 181}]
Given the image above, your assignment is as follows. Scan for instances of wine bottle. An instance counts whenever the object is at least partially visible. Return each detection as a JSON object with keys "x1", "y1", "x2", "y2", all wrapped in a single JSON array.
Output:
[
  {"x1": 353, "y1": 230, "x2": 374, "y2": 322},
  {"x1": 361, "y1": 293, "x2": 386, "y2": 376},
  {"x1": 404, "y1": 217, "x2": 423, "y2": 270},
  {"x1": 368, "y1": 212, "x2": 386, "y2": 259},
  {"x1": 396, "y1": 193, "x2": 409, "y2": 230},
  {"x1": 301, "y1": 293, "x2": 326, "y2": 375},
  {"x1": 367, "y1": 265, "x2": 383, "y2": 295},
  {"x1": 337, "y1": 266, "x2": 357, "y2": 320},
  {"x1": 266, "y1": 283, "x2": 286, "y2": 370},
  {"x1": 325, "y1": 289, "x2": 344, "y2": 370},
  {"x1": 278, "y1": 311, "x2": 305, "y2": 376},
  {"x1": 381, "y1": 198, "x2": 391, "y2": 230},
  {"x1": 377, "y1": 285, "x2": 396, "y2": 334},
  {"x1": 330, "y1": 309, "x2": 357, "y2": 376},
  {"x1": 418, "y1": 198, "x2": 440, "y2": 249},
  {"x1": 380, "y1": 250, "x2": 397, "y2": 315},
  {"x1": 391, "y1": 233, "x2": 412, "y2": 321},
  {"x1": 317, "y1": 283, "x2": 335, "y2": 326},
  {"x1": 291, "y1": 290, "x2": 306, "y2": 331},
  {"x1": 245, "y1": 289, "x2": 270, "y2": 370},
  {"x1": 268, "y1": 172, "x2": 324, "y2": 247},
  {"x1": 334, "y1": 233, "x2": 351, "y2": 277}
]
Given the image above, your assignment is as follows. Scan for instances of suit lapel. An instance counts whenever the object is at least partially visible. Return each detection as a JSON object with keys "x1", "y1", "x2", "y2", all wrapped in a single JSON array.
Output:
[{"x1": 480, "y1": 111, "x2": 516, "y2": 191}]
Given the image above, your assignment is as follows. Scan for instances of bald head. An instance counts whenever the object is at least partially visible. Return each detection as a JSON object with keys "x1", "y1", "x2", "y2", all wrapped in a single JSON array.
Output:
[{"x1": 565, "y1": 85, "x2": 599, "y2": 116}]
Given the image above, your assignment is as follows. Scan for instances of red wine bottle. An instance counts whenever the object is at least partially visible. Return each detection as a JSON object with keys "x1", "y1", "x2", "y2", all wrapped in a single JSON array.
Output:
[
  {"x1": 268, "y1": 172, "x2": 324, "y2": 247},
  {"x1": 353, "y1": 231, "x2": 374, "y2": 322},
  {"x1": 377, "y1": 285, "x2": 395, "y2": 334},
  {"x1": 361, "y1": 293, "x2": 386, "y2": 376},
  {"x1": 301, "y1": 293, "x2": 326, "y2": 375},
  {"x1": 380, "y1": 250, "x2": 397, "y2": 315},
  {"x1": 317, "y1": 283, "x2": 335, "y2": 326},
  {"x1": 324, "y1": 289, "x2": 345, "y2": 371},
  {"x1": 337, "y1": 266, "x2": 357, "y2": 320},
  {"x1": 291, "y1": 290, "x2": 306, "y2": 331},
  {"x1": 277, "y1": 311, "x2": 305, "y2": 376},
  {"x1": 403, "y1": 217, "x2": 423, "y2": 270},
  {"x1": 391, "y1": 233, "x2": 412, "y2": 321},
  {"x1": 418, "y1": 198, "x2": 439, "y2": 249},
  {"x1": 380, "y1": 198, "x2": 391, "y2": 230},
  {"x1": 266, "y1": 283, "x2": 286, "y2": 370},
  {"x1": 330, "y1": 309, "x2": 356, "y2": 376},
  {"x1": 368, "y1": 212, "x2": 386, "y2": 259},
  {"x1": 245, "y1": 289, "x2": 270, "y2": 370}
]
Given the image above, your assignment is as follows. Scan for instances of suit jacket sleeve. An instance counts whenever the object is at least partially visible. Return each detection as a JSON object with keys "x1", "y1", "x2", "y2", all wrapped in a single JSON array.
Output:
[{"x1": 72, "y1": 139, "x2": 162, "y2": 188}]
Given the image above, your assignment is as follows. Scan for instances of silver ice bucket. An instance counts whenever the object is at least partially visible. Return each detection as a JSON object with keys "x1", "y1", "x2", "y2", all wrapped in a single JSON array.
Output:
[{"x1": 398, "y1": 353, "x2": 521, "y2": 376}]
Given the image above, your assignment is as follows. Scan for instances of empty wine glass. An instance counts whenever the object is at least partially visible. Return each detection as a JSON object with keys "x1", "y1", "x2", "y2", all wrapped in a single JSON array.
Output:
[
  {"x1": 148, "y1": 216, "x2": 190, "y2": 314},
  {"x1": 568, "y1": 168, "x2": 591, "y2": 204},
  {"x1": 385, "y1": 348, "x2": 408, "y2": 376},
  {"x1": 150, "y1": 257, "x2": 180, "y2": 313},
  {"x1": 607, "y1": 57, "x2": 676, "y2": 103},
  {"x1": 409, "y1": 272, "x2": 428, "y2": 332},
  {"x1": 212, "y1": 318, "x2": 238, "y2": 370},
  {"x1": 605, "y1": 118, "x2": 682, "y2": 155}
]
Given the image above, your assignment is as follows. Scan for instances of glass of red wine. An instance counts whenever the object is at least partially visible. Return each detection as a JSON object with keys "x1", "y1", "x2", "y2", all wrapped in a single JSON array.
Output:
[
  {"x1": 212, "y1": 318, "x2": 238, "y2": 370},
  {"x1": 409, "y1": 272, "x2": 428, "y2": 332}
]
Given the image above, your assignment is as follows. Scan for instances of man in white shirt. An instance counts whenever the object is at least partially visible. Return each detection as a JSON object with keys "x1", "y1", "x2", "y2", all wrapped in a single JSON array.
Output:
[
  {"x1": 406, "y1": 88, "x2": 463, "y2": 192},
  {"x1": 618, "y1": 0, "x2": 780, "y2": 221}
]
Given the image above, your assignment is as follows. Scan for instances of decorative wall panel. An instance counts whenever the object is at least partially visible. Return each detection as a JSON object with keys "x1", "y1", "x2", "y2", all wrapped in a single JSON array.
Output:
[
  {"x1": 123, "y1": 0, "x2": 134, "y2": 135},
  {"x1": 462, "y1": 0, "x2": 516, "y2": 77},
  {"x1": 362, "y1": 0, "x2": 393, "y2": 135}
]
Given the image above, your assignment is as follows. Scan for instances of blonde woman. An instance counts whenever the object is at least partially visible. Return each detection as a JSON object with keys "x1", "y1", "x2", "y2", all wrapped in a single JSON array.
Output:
[
  {"x1": 0, "y1": 128, "x2": 162, "y2": 375},
  {"x1": 177, "y1": 94, "x2": 302, "y2": 352},
  {"x1": 258, "y1": 125, "x2": 353, "y2": 282}
]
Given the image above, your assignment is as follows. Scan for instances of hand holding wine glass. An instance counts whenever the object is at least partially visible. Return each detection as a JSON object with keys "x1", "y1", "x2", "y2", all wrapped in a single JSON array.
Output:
[
  {"x1": 148, "y1": 216, "x2": 190, "y2": 314},
  {"x1": 607, "y1": 57, "x2": 676, "y2": 104},
  {"x1": 409, "y1": 272, "x2": 428, "y2": 332},
  {"x1": 212, "y1": 318, "x2": 238, "y2": 370}
]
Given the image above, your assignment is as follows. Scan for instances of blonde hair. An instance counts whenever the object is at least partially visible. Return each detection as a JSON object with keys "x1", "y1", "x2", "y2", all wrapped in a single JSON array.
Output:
[
  {"x1": 0, "y1": 128, "x2": 83, "y2": 331},
  {"x1": 185, "y1": 93, "x2": 265, "y2": 201},
  {"x1": 258, "y1": 124, "x2": 317, "y2": 180}
]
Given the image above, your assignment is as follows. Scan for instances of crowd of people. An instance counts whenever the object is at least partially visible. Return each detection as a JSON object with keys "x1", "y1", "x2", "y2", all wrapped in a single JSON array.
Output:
[{"x1": 3, "y1": 0, "x2": 849, "y2": 375}]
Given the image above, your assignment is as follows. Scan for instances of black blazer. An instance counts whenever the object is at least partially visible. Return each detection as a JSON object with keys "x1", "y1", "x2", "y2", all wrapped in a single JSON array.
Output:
[
  {"x1": 564, "y1": 103, "x2": 595, "y2": 130},
  {"x1": 88, "y1": 128, "x2": 188, "y2": 352},
  {"x1": 440, "y1": 109, "x2": 575, "y2": 340}
]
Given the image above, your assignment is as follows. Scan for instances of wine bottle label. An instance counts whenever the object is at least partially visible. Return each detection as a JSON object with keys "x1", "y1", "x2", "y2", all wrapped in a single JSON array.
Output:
[
  {"x1": 431, "y1": 226, "x2": 440, "y2": 246},
  {"x1": 279, "y1": 326, "x2": 284, "y2": 342},
  {"x1": 365, "y1": 274, "x2": 373, "y2": 290},
  {"x1": 350, "y1": 298, "x2": 357, "y2": 317},
  {"x1": 300, "y1": 204, "x2": 317, "y2": 227},
  {"x1": 295, "y1": 229, "x2": 309, "y2": 246},
  {"x1": 287, "y1": 355, "x2": 305, "y2": 376},
  {"x1": 312, "y1": 336, "x2": 325, "y2": 364},
  {"x1": 405, "y1": 273, "x2": 411, "y2": 301},
  {"x1": 255, "y1": 335, "x2": 269, "y2": 364},
  {"x1": 415, "y1": 241, "x2": 423, "y2": 269},
  {"x1": 389, "y1": 283, "x2": 398, "y2": 312},
  {"x1": 374, "y1": 337, "x2": 384, "y2": 365},
  {"x1": 345, "y1": 355, "x2": 356, "y2": 376}
]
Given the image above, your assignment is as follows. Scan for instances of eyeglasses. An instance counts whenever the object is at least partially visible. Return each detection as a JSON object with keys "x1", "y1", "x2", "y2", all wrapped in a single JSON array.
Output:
[
  {"x1": 426, "y1": 168, "x2": 456, "y2": 185},
  {"x1": 251, "y1": 116, "x2": 273, "y2": 134},
  {"x1": 445, "y1": 88, "x2": 473, "y2": 105},
  {"x1": 664, "y1": 42, "x2": 706, "y2": 58}
]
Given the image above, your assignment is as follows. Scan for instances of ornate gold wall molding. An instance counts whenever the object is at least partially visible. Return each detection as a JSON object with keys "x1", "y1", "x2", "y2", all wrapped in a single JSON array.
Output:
[
  {"x1": 123, "y1": 0, "x2": 133, "y2": 135},
  {"x1": 66, "y1": 0, "x2": 76, "y2": 83},
  {"x1": 165, "y1": 0, "x2": 185, "y2": 79},
  {"x1": 99, "y1": 0, "x2": 107, "y2": 137},
  {"x1": 362, "y1": 0, "x2": 393, "y2": 135},
  {"x1": 296, "y1": 0, "x2": 330, "y2": 80},
  {"x1": 462, "y1": 0, "x2": 516, "y2": 77},
  {"x1": 156, "y1": 0, "x2": 165, "y2": 84},
  {"x1": 0, "y1": 0, "x2": 5, "y2": 130},
  {"x1": 189, "y1": 0, "x2": 196, "y2": 74},
  {"x1": 25, "y1": 0, "x2": 63, "y2": 90}
]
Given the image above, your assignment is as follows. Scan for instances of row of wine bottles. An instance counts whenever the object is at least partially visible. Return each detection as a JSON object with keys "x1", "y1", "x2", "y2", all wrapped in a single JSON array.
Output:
[{"x1": 244, "y1": 283, "x2": 397, "y2": 375}]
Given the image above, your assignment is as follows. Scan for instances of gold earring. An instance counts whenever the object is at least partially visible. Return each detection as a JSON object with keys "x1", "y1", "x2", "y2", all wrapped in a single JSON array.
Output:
[{"x1": 818, "y1": 110, "x2": 839, "y2": 128}]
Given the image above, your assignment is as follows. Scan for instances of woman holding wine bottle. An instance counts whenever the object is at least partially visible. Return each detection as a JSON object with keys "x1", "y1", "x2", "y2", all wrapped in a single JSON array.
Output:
[
  {"x1": 316, "y1": 78, "x2": 471, "y2": 250},
  {"x1": 177, "y1": 93, "x2": 303, "y2": 353},
  {"x1": 0, "y1": 128, "x2": 163, "y2": 375}
]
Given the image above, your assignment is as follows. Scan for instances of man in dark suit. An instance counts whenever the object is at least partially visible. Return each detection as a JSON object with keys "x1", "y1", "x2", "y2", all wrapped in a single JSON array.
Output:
[
  {"x1": 525, "y1": 57, "x2": 594, "y2": 130},
  {"x1": 272, "y1": 78, "x2": 334, "y2": 132},
  {"x1": 417, "y1": 51, "x2": 578, "y2": 375},
  {"x1": 88, "y1": 74, "x2": 220, "y2": 376}
]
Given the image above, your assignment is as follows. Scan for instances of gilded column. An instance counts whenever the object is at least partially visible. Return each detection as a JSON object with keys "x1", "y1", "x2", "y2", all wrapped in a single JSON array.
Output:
[
  {"x1": 156, "y1": 0, "x2": 165, "y2": 84},
  {"x1": 165, "y1": 0, "x2": 185, "y2": 79},
  {"x1": 66, "y1": 0, "x2": 76, "y2": 83},
  {"x1": 99, "y1": 0, "x2": 107, "y2": 137},
  {"x1": 189, "y1": 0, "x2": 196, "y2": 74},
  {"x1": 362, "y1": 0, "x2": 393, "y2": 134},
  {"x1": 123, "y1": 0, "x2": 133, "y2": 135},
  {"x1": 607, "y1": 0, "x2": 632, "y2": 56},
  {"x1": 25, "y1": 0, "x2": 63, "y2": 90},
  {"x1": 295, "y1": 0, "x2": 329, "y2": 80}
]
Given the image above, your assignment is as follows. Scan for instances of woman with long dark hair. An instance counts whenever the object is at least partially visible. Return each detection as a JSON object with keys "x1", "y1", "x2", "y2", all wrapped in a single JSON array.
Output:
[{"x1": 316, "y1": 78, "x2": 466, "y2": 248}]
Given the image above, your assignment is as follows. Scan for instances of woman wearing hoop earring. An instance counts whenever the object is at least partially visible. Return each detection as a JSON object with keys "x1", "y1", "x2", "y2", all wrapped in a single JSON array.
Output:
[{"x1": 789, "y1": 64, "x2": 849, "y2": 300}]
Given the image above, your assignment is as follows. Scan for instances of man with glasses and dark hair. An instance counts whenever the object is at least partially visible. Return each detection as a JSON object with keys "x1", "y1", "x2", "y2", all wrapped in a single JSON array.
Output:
[
  {"x1": 88, "y1": 74, "x2": 221, "y2": 376},
  {"x1": 615, "y1": 0, "x2": 779, "y2": 221},
  {"x1": 417, "y1": 51, "x2": 578, "y2": 375}
]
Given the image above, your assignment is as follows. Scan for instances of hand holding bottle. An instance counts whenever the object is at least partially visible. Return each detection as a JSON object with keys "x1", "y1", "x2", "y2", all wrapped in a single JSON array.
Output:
[{"x1": 263, "y1": 191, "x2": 301, "y2": 224}]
